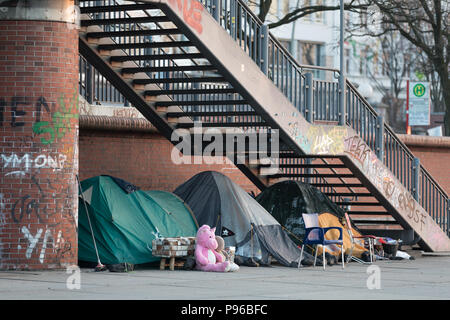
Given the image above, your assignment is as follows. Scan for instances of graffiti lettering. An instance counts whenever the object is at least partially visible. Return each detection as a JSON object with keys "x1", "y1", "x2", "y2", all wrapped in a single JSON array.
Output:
[
  {"x1": 382, "y1": 177, "x2": 396, "y2": 199},
  {"x1": 397, "y1": 192, "x2": 426, "y2": 231},
  {"x1": 0, "y1": 96, "x2": 50, "y2": 127},
  {"x1": 344, "y1": 135, "x2": 371, "y2": 166},
  {"x1": 21, "y1": 226, "x2": 43, "y2": 259},
  {"x1": 0, "y1": 193, "x2": 6, "y2": 227},
  {"x1": 32, "y1": 91, "x2": 79, "y2": 145},
  {"x1": 1, "y1": 153, "x2": 67, "y2": 177},
  {"x1": 20, "y1": 226, "x2": 72, "y2": 264},
  {"x1": 168, "y1": 0, "x2": 203, "y2": 34}
]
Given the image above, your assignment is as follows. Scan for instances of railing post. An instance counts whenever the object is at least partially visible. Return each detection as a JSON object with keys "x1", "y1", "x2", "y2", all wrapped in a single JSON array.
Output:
[
  {"x1": 447, "y1": 198, "x2": 450, "y2": 236},
  {"x1": 305, "y1": 72, "x2": 313, "y2": 123},
  {"x1": 230, "y1": 0, "x2": 236, "y2": 39},
  {"x1": 86, "y1": 63, "x2": 94, "y2": 104},
  {"x1": 212, "y1": 0, "x2": 221, "y2": 22},
  {"x1": 413, "y1": 157, "x2": 420, "y2": 202},
  {"x1": 261, "y1": 24, "x2": 269, "y2": 76},
  {"x1": 338, "y1": 74, "x2": 346, "y2": 125},
  {"x1": 375, "y1": 115, "x2": 384, "y2": 161}
]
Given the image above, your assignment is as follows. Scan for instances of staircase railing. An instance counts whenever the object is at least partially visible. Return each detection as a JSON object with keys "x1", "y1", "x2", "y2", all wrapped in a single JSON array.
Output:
[{"x1": 199, "y1": 0, "x2": 449, "y2": 235}]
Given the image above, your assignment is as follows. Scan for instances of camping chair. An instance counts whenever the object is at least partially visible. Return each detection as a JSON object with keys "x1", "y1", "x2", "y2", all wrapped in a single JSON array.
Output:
[
  {"x1": 298, "y1": 213, "x2": 345, "y2": 270},
  {"x1": 344, "y1": 212, "x2": 376, "y2": 264}
]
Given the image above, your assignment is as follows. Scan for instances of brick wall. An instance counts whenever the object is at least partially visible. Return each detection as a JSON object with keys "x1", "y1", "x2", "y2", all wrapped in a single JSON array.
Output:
[
  {"x1": 0, "y1": 21, "x2": 79, "y2": 270},
  {"x1": 79, "y1": 128, "x2": 259, "y2": 194},
  {"x1": 398, "y1": 134, "x2": 450, "y2": 195}
]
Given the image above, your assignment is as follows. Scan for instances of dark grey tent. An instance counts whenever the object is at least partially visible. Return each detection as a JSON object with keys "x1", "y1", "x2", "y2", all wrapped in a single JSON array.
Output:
[
  {"x1": 255, "y1": 180, "x2": 353, "y2": 245},
  {"x1": 174, "y1": 171, "x2": 315, "y2": 267}
]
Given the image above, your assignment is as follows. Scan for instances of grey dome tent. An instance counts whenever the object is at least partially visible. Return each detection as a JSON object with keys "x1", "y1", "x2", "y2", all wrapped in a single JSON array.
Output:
[{"x1": 173, "y1": 171, "x2": 315, "y2": 267}]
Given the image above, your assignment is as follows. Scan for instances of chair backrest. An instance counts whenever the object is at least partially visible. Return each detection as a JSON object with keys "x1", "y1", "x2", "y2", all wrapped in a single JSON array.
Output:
[
  {"x1": 302, "y1": 213, "x2": 320, "y2": 241},
  {"x1": 302, "y1": 213, "x2": 319, "y2": 228}
]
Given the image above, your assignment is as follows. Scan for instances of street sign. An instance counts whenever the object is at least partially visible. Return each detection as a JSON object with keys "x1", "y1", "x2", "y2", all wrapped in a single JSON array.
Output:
[{"x1": 408, "y1": 81, "x2": 430, "y2": 126}]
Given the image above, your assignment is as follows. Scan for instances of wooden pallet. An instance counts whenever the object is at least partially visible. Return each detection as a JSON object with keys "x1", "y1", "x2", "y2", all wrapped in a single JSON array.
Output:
[{"x1": 159, "y1": 257, "x2": 186, "y2": 271}]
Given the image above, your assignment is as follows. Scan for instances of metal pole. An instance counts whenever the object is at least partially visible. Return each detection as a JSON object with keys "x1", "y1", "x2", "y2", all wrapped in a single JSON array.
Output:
[
  {"x1": 338, "y1": 0, "x2": 346, "y2": 126},
  {"x1": 413, "y1": 157, "x2": 420, "y2": 202},
  {"x1": 375, "y1": 115, "x2": 384, "y2": 161},
  {"x1": 261, "y1": 24, "x2": 269, "y2": 75},
  {"x1": 213, "y1": 0, "x2": 221, "y2": 22},
  {"x1": 305, "y1": 72, "x2": 313, "y2": 123}
]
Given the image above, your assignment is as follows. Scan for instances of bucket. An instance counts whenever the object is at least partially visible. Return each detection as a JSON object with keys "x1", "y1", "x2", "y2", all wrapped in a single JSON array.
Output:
[{"x1": 382, "y1": 242, "x2": 399, "y2": 256}]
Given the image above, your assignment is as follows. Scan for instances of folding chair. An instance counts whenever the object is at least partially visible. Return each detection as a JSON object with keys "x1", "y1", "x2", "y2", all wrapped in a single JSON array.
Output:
[
  {"x1": 344, "y1": 212, "x2": 377, "y2": 264},
  {"x1": 298, "y1": 213, "x2": 345, "y2": 270}
]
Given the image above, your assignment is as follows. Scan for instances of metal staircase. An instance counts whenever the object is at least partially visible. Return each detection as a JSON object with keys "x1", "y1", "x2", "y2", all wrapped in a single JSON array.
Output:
[{"x1": 78, "y1": 0, "x2": 450, "y2": 251}]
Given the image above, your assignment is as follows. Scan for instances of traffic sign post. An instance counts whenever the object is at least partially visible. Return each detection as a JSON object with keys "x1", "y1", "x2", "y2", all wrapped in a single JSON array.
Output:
[{"x1": 407, "y1": 81, "x2": 431, "y2": 130}]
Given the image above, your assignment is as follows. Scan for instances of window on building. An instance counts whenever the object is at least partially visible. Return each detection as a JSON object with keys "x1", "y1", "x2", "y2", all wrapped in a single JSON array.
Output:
[
  {"x1": 345, "y1": 48, "x2": 351, "y2": 74},
  {"x1": 298, "y1": 41, "x2": 324, "y2": 66}
]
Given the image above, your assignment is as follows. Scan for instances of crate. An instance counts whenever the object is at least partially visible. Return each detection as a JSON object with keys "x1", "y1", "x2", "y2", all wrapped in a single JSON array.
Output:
[{"x1": 152, "y1": 237, "x2": 196, "y2": 270}]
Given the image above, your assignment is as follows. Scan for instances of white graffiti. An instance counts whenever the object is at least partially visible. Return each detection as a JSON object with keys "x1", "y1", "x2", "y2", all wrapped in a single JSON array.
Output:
[
  {"x1": 312, "y1": 134, "x2": 334, "y2": 155},
  {"x1": 1, "y1": 153, "x2": 67, "y2": 176},
  {"x1": 0, "y1": 193, "x2": 6, "y2": 227},
  {"x1": 21, "y1": 226, "x2": 43, "y2": 260},
  {"x1": 20, "y1": 226, "x2": 71, "y2": 264}
]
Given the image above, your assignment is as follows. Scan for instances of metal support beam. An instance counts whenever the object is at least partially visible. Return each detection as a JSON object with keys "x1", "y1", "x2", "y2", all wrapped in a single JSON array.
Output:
[
  {"x1": 212, "y1": 0, "x2": 221, "y2": 22},
  {"x1": 375, "y1": 115, "x2": 384, "y2": 161},
  {"x1": 261, "y1": 25, "x2": 269, "y2": 76},
  {"x1": 338, "y1": 0, "x2": 346, "y2": 126},
  {"x1": 413, "y1": 157, "x2": 420, "y2": 201},
  {"x1": 305, "y1": 73, "x2": 313, "y2": 123}
]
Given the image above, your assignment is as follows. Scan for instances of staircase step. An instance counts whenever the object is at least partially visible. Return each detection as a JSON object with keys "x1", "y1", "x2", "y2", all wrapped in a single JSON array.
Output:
[
  {"x1": 80, "y1": 4, "x2": 159, "y2": 14},
  {"x1": 310, "y1": 183, "x2": 365, "y2": 188},
  {"x1": 145, "y1": 88, "x2": 237, "y2": 96},
  {"x1": 81, "y1": 16, "x2": 172, "y2": 26},
  {"x1": 166, "y1": 111, "x2": 257, "y2": 117},
  {"x1": 111, "y1": 53, "x2": 205, "y2": 62},
  {"x1": 268, "y1": 173, "x2": 355, "y2": 178},
  {"x1": 87, "y1": 28, "x2": 181, "y2": 38},
  {"x1": 98, "y1": 41, "x2": 194, "y2": 51},
  {"x1": 176, "y1": 121, "x2": 268, "y2": 128},
  {"x1": 352, "y1": 219, "x2": 399, "y2": 225},
  {"x1": 273, "y1": 163, "x2": 348, "y2": 169},
  {"x1": 133, "y1": 77, "x2": 226, "y2": 85},
  {"x1": 155, "y1": 100, "x2": 247, "y2": 107},
  {"x1": 121, "y1": 65, "x2": 217, "y2": 73},
  {"x1": 336, "y1": 202, "x2": 381, "y2": 206},
  {"x1": 323, "y1": 192, "x2": 373, "y2": 197},
  {"x1": 347, "y1": 211, "x2": 390, "y2": 215}
]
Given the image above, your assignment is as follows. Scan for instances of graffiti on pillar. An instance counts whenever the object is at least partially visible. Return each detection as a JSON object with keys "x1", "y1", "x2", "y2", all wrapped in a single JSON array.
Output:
[
  {"x1": 167, "y1": 0, "x2": 204, "y2": 34},
  {"x1": 19, "y1": 225, "x2": 72, "y2": 264},
  {"x1": 32, "y1": 91, "x2": 79, "y2": 145},
  {"x1": 0, "y1": 90, "x2": 79, "y2": 145},
  {"x1": 0, "y1": 193, "x2": 6, "y2": 227},
  {"x1": 1, "y1": 153, "x2": 67, "y2": 177}
]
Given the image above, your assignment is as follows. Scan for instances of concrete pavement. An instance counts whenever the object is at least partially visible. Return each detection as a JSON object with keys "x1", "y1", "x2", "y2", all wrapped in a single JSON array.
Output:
[{"x1": 0, "y1": 251, "x2": 449, "y2": 300}]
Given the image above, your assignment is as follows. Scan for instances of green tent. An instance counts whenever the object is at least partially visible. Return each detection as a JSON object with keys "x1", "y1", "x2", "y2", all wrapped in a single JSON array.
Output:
[{"x1": 78, "y1": 175, "x2": 198, "y2": 265}]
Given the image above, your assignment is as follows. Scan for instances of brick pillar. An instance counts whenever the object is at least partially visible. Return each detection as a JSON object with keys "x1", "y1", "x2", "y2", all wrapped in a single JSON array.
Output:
[{"x1": 0, "y1": 1, "x2": 79, "y2": 270}]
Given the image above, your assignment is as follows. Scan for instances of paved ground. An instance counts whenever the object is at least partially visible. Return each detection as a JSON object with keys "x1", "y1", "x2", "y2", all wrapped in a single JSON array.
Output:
[{"x1": 0, "y1": 250, "x2": 449, "y2": 300}]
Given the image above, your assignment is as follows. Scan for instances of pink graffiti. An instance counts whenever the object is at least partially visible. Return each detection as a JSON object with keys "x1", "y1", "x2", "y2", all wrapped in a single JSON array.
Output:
[{"x1": 168, "y1": 0, "x2": 204, "y2": 34}]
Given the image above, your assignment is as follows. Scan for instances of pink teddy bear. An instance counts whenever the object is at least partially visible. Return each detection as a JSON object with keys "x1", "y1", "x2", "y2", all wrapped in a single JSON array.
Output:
[{"x1": 195, "y1": 225, "x2": 234, "y2": 272}]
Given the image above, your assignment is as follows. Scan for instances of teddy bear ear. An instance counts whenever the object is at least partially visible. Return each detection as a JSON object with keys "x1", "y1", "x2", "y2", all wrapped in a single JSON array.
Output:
[{"x1": 211, "y1": 227, "x2": 216, "y2": 233}]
